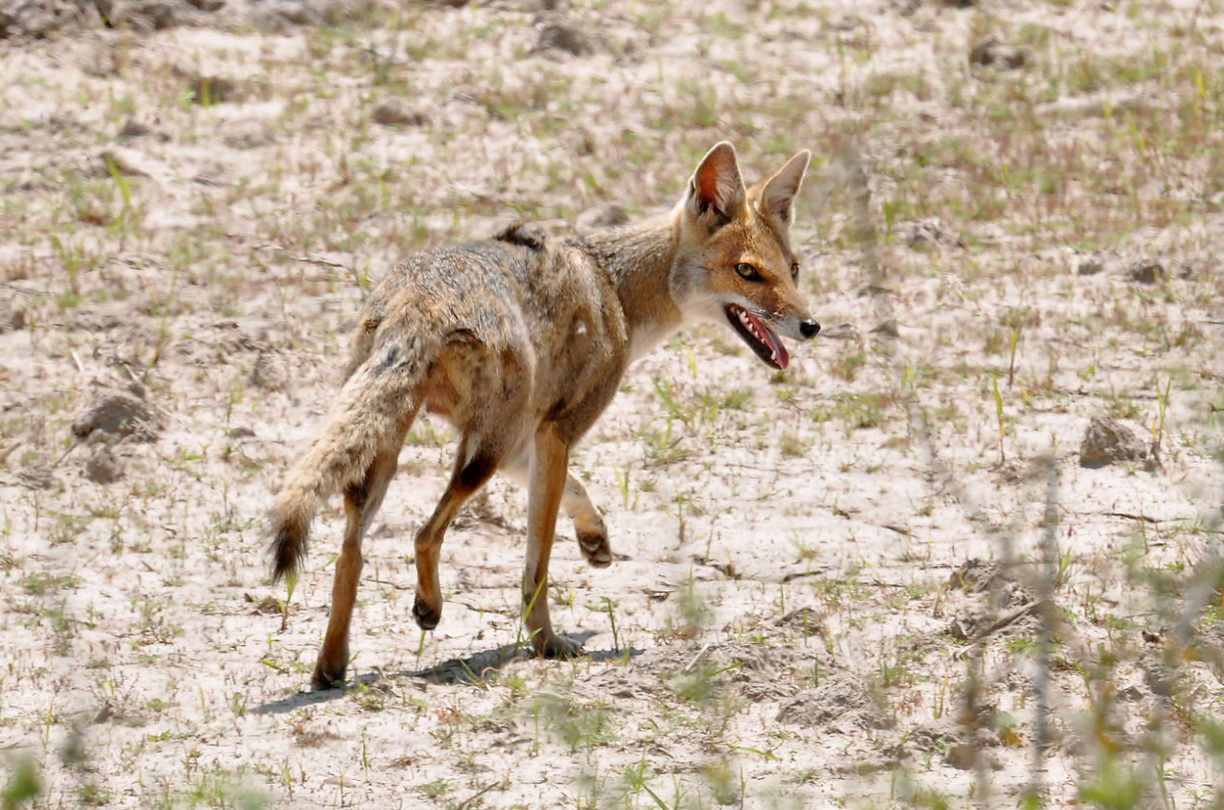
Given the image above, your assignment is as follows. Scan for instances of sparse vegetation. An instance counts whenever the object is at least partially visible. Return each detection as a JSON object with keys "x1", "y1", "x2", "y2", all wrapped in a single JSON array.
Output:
[{"x1": 0, "y1": 0, "x2": 1221, "y2": 808}]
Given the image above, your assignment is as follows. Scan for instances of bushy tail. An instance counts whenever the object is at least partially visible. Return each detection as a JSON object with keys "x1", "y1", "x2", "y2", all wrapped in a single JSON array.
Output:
[{"x1": 268, "y1": 351, "x2": 424, "y2": 582}]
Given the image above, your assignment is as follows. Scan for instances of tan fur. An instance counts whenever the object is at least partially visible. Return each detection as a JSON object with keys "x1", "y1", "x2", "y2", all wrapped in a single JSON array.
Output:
[{"x1": 269, "y1": 142, "x2": 819, "y2": 689}]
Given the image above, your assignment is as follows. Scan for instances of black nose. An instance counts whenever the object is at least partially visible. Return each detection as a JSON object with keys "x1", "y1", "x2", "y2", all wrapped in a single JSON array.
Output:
[{"x1": 800, "y1": 319, "x2": 821, "y2": 339}]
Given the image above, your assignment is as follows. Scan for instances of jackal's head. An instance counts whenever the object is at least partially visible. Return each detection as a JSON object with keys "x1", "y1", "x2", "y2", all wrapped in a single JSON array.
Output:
[{"x1": 670, "y1": 142, "x2": 820, "y2": 370}]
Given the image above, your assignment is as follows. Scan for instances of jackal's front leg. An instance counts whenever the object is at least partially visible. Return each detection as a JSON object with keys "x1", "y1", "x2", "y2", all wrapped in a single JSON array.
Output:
[{"x1": 524, "y1": 424, "x2": 582, "y2": 657}]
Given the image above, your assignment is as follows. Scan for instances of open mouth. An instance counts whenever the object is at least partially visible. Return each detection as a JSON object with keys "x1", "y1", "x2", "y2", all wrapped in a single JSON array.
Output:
[{"x1": 725, "y1": 304, "x2": 789, "y2": 370}]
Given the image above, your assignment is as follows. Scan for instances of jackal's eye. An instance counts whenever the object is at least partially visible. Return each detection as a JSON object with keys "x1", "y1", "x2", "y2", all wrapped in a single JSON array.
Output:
[
  {"x1": 735, "y1": 262, "x2": 761, "y2": 281},
  {"x1": 790, "y1": 263, "x2": 800, "y2": 281}
]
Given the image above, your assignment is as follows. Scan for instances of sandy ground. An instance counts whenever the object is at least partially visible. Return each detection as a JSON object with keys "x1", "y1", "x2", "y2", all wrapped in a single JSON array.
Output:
[{"x1": 2, "y1": 0, "x2": 1223, "y2": 807}]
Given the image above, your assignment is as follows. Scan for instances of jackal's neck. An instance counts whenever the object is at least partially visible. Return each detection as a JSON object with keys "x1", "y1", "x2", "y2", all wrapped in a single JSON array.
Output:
[{"x1": 581, "y1": 209, "x2": 683, "y2": 355}]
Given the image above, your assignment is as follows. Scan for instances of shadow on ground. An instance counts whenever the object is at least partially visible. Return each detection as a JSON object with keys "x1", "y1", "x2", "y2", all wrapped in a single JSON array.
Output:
[{"x1": 252, "y1": 632, "x2": 638, "y2": 715}]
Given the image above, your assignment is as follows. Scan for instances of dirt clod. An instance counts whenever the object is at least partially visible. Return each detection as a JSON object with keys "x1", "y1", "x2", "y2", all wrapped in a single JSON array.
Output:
[
  {"x1": 117, "y1": 118, "x2": 169, "y2": 141},
  {"x1": 18, "y1": 463, "x2": 55, "y2": 490},
  {"x1": 250, "y1": 354, "x2": 290, "y2": 391},
  {"x1": 870, "y1": 318, "x2": 899, "y2": 338},
  {"x1": 903, "y1": 217, "x2": 960, "y2": 249},
  {"x1": 0, "y1": 301, "x2": 25, "y2": 332},
  {"x1": 85, "y1": 444, "x2": 124, "y2": 484},
  {"x1": 0, "y1": 0, "x2": 94, "y2": 39},
  {"x1": 969, "y1": 37, "x2": 1028, "y2": 69},
  {"x1": 777, "y1": 674, "x2": 892, "y2": 730},
  {"x1": 108, "y1": 0, "x2": 194, "y2": 29},
  {"x1": 176, "y1": 70, "x2": 240, "y2": 104},
  {"x1": 1128, "y1": 260, "x2": 1164, "y2": 284},
  {"x1": 777, "y1": 606, "x2": 826, "y2": 637},
  {"x1": 372, "y1": 98, "x2": 428, "y2": 127},
  {"x1": 536, "y1": 19, "x2": 595, "y2": 56},
  {"x1": 1075, "y1": 253, "x2": 1105, "y2": 276},
  {"x1": 945, "y1": 741, "x2": 977, "y2": 769},
  {"x1": 221, "y1": 119, "x2": 273, "y2": 149},
  {"x1": 576, "y1": 204, "x2": 629, "y2": 232},
  {"x1": 948, "y1": 558, "x2": 1004, "y2": 593},
  {"x1": 1079, "y1": 416, "x2": 1148, "y2": 468},
  {"x1": 71, "y1": 389, "x2": 162, "y2": 442}
]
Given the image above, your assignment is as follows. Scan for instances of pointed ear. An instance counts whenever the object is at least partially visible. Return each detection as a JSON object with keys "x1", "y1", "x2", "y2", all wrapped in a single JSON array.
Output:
[
  {"x1": 687, "y1": 142, "x2": 745, "y2": 220},
  {"x1": 757, "y1": 150, "x2": 811, "y2": 226}
]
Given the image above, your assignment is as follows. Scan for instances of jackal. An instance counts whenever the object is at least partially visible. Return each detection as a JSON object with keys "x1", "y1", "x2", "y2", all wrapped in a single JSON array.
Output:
[{"x1": 269, "y1": 142, "x2": 820, "y2": 688}]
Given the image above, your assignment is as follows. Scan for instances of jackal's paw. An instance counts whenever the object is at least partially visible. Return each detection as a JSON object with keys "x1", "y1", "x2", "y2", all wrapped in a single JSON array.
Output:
[
  {"x1": 533, "y1": 631, "x2": 583, "y2": 659},
  {"x1": 311, "y1": 661, "x2": 348, "y2": 691},
  {"x1": 412, "y1": 598, "x2": 441, "y2": 631},
  {"x1": 576, "y1": 524, "x2": 613, "y2": 568}
]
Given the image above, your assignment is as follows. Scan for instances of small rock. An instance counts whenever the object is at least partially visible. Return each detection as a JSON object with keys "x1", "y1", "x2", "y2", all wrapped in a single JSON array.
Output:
[
  {"x1": 969, "y1": 37, "x2": 1028, "y2": 69},
  {"x1": 575, "y1": 204, "x2": 629, "y2": 232},
  {"x1": 244, "y1": 592, "x2": 281, "y2": 614},
  {"x1": 1062, "y1": 732, "x2": 1089, "y2": 757},
  {"x1": 71, "y1": 389, "x2": 162, "y2": 443},
  {"x1": 19, "y1": 464, "x2": 55, "y2": 490},
  {"x1": 537, "y1": 19, "x2": 595, "y2": 56},
  {"x1": 85, "y1": 445, "x2": 123, "y2": 484},
  {"x1": 0, "y1": 300, "x2": 25, "y2": 332},
  {"x1": 907, "y1": 721, "x2": 959, "y2": 754},
  {"x1": 250, "y1": 354, "x2": 290, "y2": 391},
  {"x1": 176, "y1": 69, "x2": 239, "y2": 104},
  {"x1": 869, "y1": 319, "x2": 899, "y2": 338},
  {"x1": 1128, "y1": 260, "x2": 1164, "y2": 284},
  {"x1": 371, "y1": 98, "x2": 428, "y2": 127},
  {"x1": 92, "y1": 701, "x2": 114, "y2": 725},
  {"x1": 1173, "y1": 261, "x2": 1196, "y2": 280},
  {"x1": 947, "y1": 558, "x2": 1003, "y2": 593},
  {"x1": 108, "y1": 0, "x2": 194, "y2": 30},
  {"x1": 903, "y1": 217, "x2": 960, "y2": 249},
  {"x1": 945, "y1": 742, "x2": 978, "y2": 770},
  {"x1": 221, "y1": 120, "x2": 273, "y2": 149},
  {"x1": 1075, "y1": 253, "x2": 1105, "y2": 276},
  {"x1": 256, "y1": 0, "x2": 315, "y2": 25},
  {"x1": 99, "y1": 149, "x2": 152, "y2": 178},
  {"x1": 117, "y1": 118, "x2": 168, "y2": 142},
  {"x1": 946, "y1": 609, "x2": 987, "y2": 641},
  {"x1": 0, "y1": 0, "x2": 88, "y2": 38},
  {"x1": 820, "y1": 323, "x2": 860, "y2": 342},
  {"x1": 1145, "y1": 663, "x2": 1175, "y2": 698},
  {"x1": 1079, "y1": 416, "x2": 1148, "y2": 467},
  {"x1": 776, "y1": 606, "x2": 825, "y2": 636},
  {"x1": 777, "y1": 674, "x2": 892, "y2": 729}
]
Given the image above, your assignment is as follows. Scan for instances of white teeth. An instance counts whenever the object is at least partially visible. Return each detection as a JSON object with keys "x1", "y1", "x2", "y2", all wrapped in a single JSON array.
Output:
[
  {"x1": 734, "y1": 307, "x2": 771, "y2": 349},
  {"x1": 770, "y1": 351, "x2": 777, "y2": 362}
]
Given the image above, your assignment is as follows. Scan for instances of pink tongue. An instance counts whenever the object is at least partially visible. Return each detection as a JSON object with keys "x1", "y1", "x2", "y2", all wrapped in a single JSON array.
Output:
[
  {"x1": 745, "y1": 311, "x2": 789, "y2": 369},
  {"x1": 773, "y1": 332, "x2": 793, "y2": 371},
  {"x1": 774, "y1": 339, "x2": 790, "y2": 370}
]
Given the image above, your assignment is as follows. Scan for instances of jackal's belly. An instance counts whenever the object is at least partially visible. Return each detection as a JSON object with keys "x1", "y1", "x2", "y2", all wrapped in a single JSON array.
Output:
[{"x1": 413, "y1": 308, "x2": 626, "y2": 454}]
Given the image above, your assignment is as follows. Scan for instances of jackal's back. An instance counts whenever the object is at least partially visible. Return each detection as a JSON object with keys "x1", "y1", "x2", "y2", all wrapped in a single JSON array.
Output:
[{"x1": 348, "y1": 224, "x2": 630, "y2": 444}]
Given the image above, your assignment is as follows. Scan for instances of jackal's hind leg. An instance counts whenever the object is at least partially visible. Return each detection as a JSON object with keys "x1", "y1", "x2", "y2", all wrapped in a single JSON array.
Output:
[
  {"x1": 411, "y1": 441, "x2": 499, "y2": 631},
  {"x1": 312, "y1": 445, "x2": 403, "y2": 690},
  {"x1": 562, "y1": 474, "x2": 612, "y2": 568}
]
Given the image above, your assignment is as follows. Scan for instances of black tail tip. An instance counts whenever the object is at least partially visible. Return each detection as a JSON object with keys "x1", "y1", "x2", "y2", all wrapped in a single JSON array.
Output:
[{"x1": 267, "y1": 521, "x2": 307, "y2": 584}]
